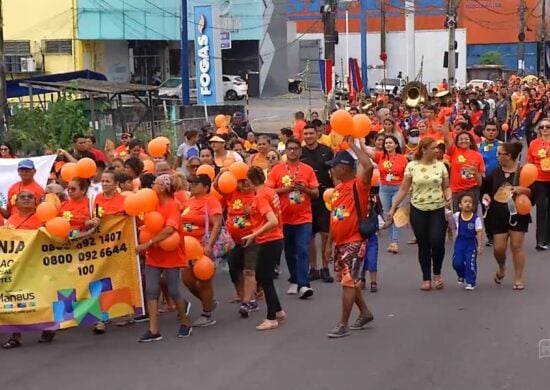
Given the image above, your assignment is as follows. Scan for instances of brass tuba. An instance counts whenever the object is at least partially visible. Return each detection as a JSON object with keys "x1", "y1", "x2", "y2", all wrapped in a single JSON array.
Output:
[{"x1": 402, "y1": 81, "x2": 428, "y2": 107}]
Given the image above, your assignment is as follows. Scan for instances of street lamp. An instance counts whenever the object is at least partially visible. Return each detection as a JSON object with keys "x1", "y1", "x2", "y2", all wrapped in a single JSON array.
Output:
[{"x1": 339, "y1": 0, "x2": 354, "y2": 82}]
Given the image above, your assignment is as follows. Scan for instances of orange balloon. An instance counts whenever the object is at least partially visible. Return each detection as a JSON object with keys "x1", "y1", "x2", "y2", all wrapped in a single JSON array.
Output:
[
  {"x1": 210, "y1": 186, "x2": 223, "y2": 200},
  {"x1": 330, "y1": 131, "x2": 344, "y2": 147},
  {"x1": 76, "y1": 157, "x2": 97, "y2": 179},
  {"x1": 351, "y1": 114, "x2": 372, "y2": 138},
  {"x1": 371, "y1": 169, "x2": 380, "y2": 186},
  {"x1": 184, "y1": 236, "x2": 204, "y2": 260},
  {"x1": 218, "y1": 171, "x2": 238, "y2": 194},
  {"x1": 340, "y1": 141, "x2": 350, "y2": 150},
  {"x1": 501, "y1": 123, "x2": 509, "y2": 132},
  {"x1": 135, "y1": 188, "x2": 159, "y2": 213},
  {"x1": 159, "y1": 231, "x2": 181, "y2": 251},
  {"x1": 143, "y1": 159, "x2": 155, "y2": 174},
  {"x1": 330, "y1": 109, "x2": 354, "y2": 136},
  {"x1": 519, "y1": 163, "x2": 538, "y2": 187},
  {"x1": 323, "y1": 188, "x2": 334, "y2": 203},
  {"x1": 123, "y1": 194, "x2": 142, "y2": 216},
  {"x1": 196, "y1": 164, "x2": 215, "y2": 180},
  {"x1": 139, "y1": 228, "x2": 155, "y2": 244},
  {"x1": 36, "y1": 202, "x2": 57, "y2": 223},
  {"x1": 147, "y1": 137, "x2": 169, "y2": 158},
  {"x1": 515, "y1": 194, "x2": 532, "y2": 215},
  {"x1": 143, "y1": 211, "x2": 165, "y2": 234},
  {"x1": 60, "y1": 162, "x2": 78, "y2": 182},
  {"x1": 45, "y1": 217, "x2": 71, "y2": 239},
  {"x1": 121, "y1": 191, "x2": 134, "y2": 197},
  {"x1": 216, "y1": 126, "x2": 229, "y2": 135},
  {"x1": 229, "y1": 161, "x2": 248, "y2": 180},
  {"x1": 215, "y1": 114, "x2": 226, "y2": 128},
  {"x1": 193, "y1": 255, "x2": 216, "y2": 281}
]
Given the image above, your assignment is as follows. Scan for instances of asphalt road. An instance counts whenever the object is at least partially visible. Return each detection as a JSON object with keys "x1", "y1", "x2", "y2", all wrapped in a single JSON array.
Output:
[{"x1": 3, "y1": 228, "x2": 550, "y2": 390}]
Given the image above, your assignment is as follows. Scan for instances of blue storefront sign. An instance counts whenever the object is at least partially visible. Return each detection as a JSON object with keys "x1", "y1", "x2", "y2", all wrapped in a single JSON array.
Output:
[{"x1": 194, "y1": 5, "x2": 221, "y2": 105}]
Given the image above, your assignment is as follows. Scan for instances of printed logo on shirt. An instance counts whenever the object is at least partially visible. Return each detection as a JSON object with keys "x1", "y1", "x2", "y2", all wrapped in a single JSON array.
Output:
[
  {"x1": 538, "y1": 148, "x2": 547, "y2": 158},
  {"x1": 457, "y1": 155, "x2": 466, "y2": 163},
  {"x1": 183, "y1": 223, "x2": 199, "y2": 232},
  {"x1": 10, "y1": 194, "x2": 17, "y2": 206},
  {"x1": 281, "y1": 175, "x2": 293, "y2": 187},
  {"x1": 232, "y1": 216, "x2": 251, "y2": 229},
  {"x1": 332, "y1": 206, "x2": 350, "y2": 221},
  {"x1": 382, "y1": 160, "x2": 392, "y2": 169},
  {"x1": 182, "y1": 207, "x2": 190, "y2": 216},
  {"x1": 62, "y1": 211, "x2": 73, "y2": 221},
  {"x1": 232, "y1": 199, "x2": 243, "y2": 210},
  {"x1": 289, "y1": 190, "x2": 304, "y2": 205},
  {"x1": 96, "y1": 206, "x2": 105, "y2": 218}
]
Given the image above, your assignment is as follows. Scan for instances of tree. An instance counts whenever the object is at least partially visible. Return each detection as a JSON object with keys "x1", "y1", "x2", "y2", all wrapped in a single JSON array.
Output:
[
  {"x1": 478, "y1": 51, "x2": 504, "y2": 66},
  {"x1": 8, "y1": 94, "x2": 89, "y2": 155}
]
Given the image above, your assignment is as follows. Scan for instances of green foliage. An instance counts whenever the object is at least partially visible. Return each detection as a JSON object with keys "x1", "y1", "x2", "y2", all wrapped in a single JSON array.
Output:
[
  {"x1": 478, "y1": 51, "x2": 504, "y2": 66},
  {"x1": 8, "y1": 95, "x2": 89, "y2": 155}
]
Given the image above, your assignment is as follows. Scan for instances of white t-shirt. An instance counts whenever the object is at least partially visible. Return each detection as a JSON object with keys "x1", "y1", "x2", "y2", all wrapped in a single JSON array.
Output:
[{"x1": 177, "y1": 142, "x2": 200, "y2": 175}]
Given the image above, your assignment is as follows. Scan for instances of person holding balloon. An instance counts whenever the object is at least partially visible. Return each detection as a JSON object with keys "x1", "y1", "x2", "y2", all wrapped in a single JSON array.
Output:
[
  {"x1": 527, "y1": 119, "x2": 550, "y2": 250},
  {"x1": 241, "y1": 166, "x2": 286, "y2": 331},
  {"x1": 2, "y1": 191, "x2": 58, "y2": 349},
  {"x1": 136, "y1": 174, "x2": 192, "y2": 342},
  {"x1": 58, "y1": 177, "x2": 93, "y2": 237},
  {"x1": 180, "y1": 174, "x2": 222, "y2": 328},
  {"x1": 481, "y1": 142, "x2": 532, "y2": 290}
]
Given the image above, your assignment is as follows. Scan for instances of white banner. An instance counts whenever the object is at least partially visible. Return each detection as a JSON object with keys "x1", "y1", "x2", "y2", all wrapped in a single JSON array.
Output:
[{"x1": 0, "y1": 155, "x2": 57, "y2": 208}]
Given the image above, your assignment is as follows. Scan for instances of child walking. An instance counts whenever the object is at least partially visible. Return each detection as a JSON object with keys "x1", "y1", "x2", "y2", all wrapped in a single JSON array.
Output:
[{"x1": 452, "y1": 193, "x2": 484, "y2": 291}]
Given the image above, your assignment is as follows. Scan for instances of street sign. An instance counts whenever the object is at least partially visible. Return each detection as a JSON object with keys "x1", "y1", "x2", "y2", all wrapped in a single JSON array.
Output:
[{"x1": 220, "y1": 31, "x2": 232, "y2": 50}]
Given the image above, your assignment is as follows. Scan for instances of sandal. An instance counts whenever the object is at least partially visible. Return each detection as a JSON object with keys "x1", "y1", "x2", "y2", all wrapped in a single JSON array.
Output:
[
  {"x1": 494, "y1": 271, "x2": 505, "y2": 285},
  {"x1": 513, "y1": 282, "x2": 525, "y2": 291},
  {"x1": 420, "y1": 281, "x2": 432, "y2": 291},
  {"x1": 256, "y1": 319, "x2": 279, "y2": 331},
  {"x1": 370, "y1": 282, "x2": 378, "y2": 293},
  {"x1": 434, "y1": 276, "x2": 445, "y2": 290},
  {"x1": 38, "y1": 331, "x2": 56, "y2": 343},
  {"x1": 115, "y1": 319, "x2": 135, "y2": 327},
  {"x1": 2, "y1": 338, "x2": 21, "y2": 349},
  {"x1": 407, "y1": 238, "x2": 417, "y2": 245}
]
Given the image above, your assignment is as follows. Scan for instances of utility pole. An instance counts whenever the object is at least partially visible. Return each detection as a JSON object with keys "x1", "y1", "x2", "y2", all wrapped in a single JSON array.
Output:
[
  {"x1": 447, "y1": 0, "x2": 457, "y2": 88},
  {"x1": 360, "y1": 0, "x2": 368, "y2": 89},
  {"x1": 180, "y1": 0, "x2": 190, "y2": 105},
  {"x1": 380, "y1": 0, "x2": 386, "y2": 56},
  {"x1": 518, "y1": 0, "x2": 526, "y2": 76},
  {"x1": 322, "y1": 0, "x2": 337, "y2": 63},
  {"x1": 540, "y1": 0, "x2": 547, "y2": 77},
  {"x1": 0, "y1": 0, "x2": 7, "y2": 141}
]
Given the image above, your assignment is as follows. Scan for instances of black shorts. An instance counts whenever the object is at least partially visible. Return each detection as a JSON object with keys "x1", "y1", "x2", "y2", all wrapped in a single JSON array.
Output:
[
  {"x1": 487, "y1": 204, "x2": 531, "y2": 234},
  {"x1": 311, "y1": 199, "x2": 330, "y2": 234}
]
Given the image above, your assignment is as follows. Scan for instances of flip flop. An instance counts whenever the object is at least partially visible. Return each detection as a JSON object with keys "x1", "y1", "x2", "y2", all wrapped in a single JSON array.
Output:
[
  {"x1": 513, "y1": 283, "x2": 525, "y2": 291},
  {"x1": 494, "y1": 271, "x2": 505, "y2": 285},
  {"x1": 2, "y1": 338, "x2": 21, "y2": 349}
]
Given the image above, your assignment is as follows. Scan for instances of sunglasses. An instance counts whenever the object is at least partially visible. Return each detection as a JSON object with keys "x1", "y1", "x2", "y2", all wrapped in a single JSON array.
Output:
[
  {"x1": 497, "y1": 151, "x2": 510, "y2": 156},
  {"x1": 18, "y1": 194, "x2": 35, "y2": 200},
  {"x1": 540, "y1": 125, "x2": 550, "y2": 129},
  {"x1": 189, "y1": 164, "x2": 201, "y2": 169},
  {"x1": 121, "y1": 135, "x2": 130, "y2": 139},
  {"x1": 0, "y1": 147, "x2": 8, "y2": 151}
]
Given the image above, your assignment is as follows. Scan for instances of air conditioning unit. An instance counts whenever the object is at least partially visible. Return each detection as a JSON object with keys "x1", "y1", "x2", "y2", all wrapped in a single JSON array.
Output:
[{"x1": 20, "y1": 57, "x2": 36, "y2": 72}]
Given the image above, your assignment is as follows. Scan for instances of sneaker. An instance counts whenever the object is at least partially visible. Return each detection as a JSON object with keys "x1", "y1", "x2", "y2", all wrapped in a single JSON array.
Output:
[
  {"x1": 486, "y1": 238, "x2": 494, "y2": 247},
  {"x1": 138, "y1": 331, "x2": 162, "y2": 343},
  {"x1": 349, "y1": 312, "x2": 374, "y2": 330},
  {"x1": 457, "y1": 278, "x2": 464, "y2": 285},
  {"x1": 536, "y1": 244, "x2": 548, "y2": 251},
  {"x1": 133, "y1": 314, "x2": 149, "y2": 323},
  {"x1": 465, "y1": 284, "x2": 476, "y2": 291},
  {"x1": 177, "y1": 324, "x2": 192, "y2": 338},
  {"x1": 327, "y1": 324, "x2": 351, "y2": 338},
  {"x1": 308, "y1": 268, "x2": 320, "y2": 281},
  {"x1": 239, "y1": 303, "x2": 251, "y2": 318},
  {"x1": 185, "y1": 301, "x2": 191, "y2": 316},
  {"x1": 248, "y1": 301, "x2": 259, "y2": 312},
  {"x1": 287, "y1": 283, "x2": 298, "y2": 295},
  {"x1": 192, "y1": 315, "x2": 216, "y2": 327},
  {"x1": 320, "y1": 268, "x2": 334, "y2": 283},
  {"x1": 274, "y1": 266, "x2": 280, "y2": 279},
  {"x1": 298, "y1": 286, "x2": 314, "y2": 299}
]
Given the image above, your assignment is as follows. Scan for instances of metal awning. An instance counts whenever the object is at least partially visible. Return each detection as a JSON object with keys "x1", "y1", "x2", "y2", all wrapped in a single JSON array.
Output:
[{"x1": 19, "y1": 78, "x2": 158, "y2": 96}]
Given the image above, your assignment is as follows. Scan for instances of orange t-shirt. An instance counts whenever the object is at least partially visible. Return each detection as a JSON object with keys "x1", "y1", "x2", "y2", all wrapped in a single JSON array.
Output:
[
  {"x1": 7, "y1": 181, "x2": 44, "y2": 214},
  {"x1": 93, "y1": 192, "x2": 126, "y2": 217},
  {"x1": 266, "y1": 162, "x2": 319, "y2": 225},
  {"x1": 448, "y1": 145, "x2": 485, "y2": 192},
  {"x1": 6, "y1": 213, "x2": 41, "y2": 229},
  {"x1": 449, "y1": 130, "x2": 481, "y2": 145},
  {"x1": 330, "y1": 177, "x2": 371, "y2": 245},
  {"x1": 527, "y1": 138, "x2": 550, "y2": 182},
  {"x1": 251, "y1": 186, "x2": 283, "y2": 244},
  {"x1": 225, "y1": 191, "x2": 255, "y2": 244},
  {"x1": 180, "y1": 195, "x2": 223, "y2": 240},
  {"x1": 293, "y1": 119, "x2": 307, "y2": 141},
  {"x1": 421, "y1": 131, "x2": 444, "y2": 144},
  {"x1": 145, "y1": 197, "x2": 186, "y2": 268},
  {"x1": 59, "y1": 197, "x2": 91, "y2": 231},
  {"x1": 374, "y1": 151, "x2": 409, "y2": 186},
  {"x1": 249, "y1": 153, "x2": 268, "y2": 170},
  {"x1": 215, "y1": 151, "x2": 240, "y2": 168},
  {"x1": 174, "y1": 191, "x2": 189, "y2": 208}
]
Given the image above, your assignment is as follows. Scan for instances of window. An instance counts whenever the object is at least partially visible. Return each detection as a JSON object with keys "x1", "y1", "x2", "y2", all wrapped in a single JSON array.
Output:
[
  {"x1": 4, "y1": 40, "x2": 31, "y2": 72},
  {"x1": 44, "y1": 40, "x2": 72, "y2": 54}
]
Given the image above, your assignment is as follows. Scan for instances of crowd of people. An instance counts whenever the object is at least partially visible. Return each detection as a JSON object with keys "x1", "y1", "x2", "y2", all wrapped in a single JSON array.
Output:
[{"x1": 0, "y1": 75, "x2": 548, "y2": 347}]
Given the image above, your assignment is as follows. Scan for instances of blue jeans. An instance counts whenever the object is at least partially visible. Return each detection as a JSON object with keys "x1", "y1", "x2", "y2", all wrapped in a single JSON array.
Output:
[
  {"x1": 283, "y1": 223, "x2": 312, "y2": 288},
  {"x1": 363, "y1": 233, "x2": 379, "y2": 272},
  {"x1": 379, "y1": 184, "x2": 400, "y2": 243}
]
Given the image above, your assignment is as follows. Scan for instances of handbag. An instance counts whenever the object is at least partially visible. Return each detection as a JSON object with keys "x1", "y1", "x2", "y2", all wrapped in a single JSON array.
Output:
[
  {"x1": 202, "y1": 204, "x2": 235, "y2": 261},
  {"x1": 352, "y1": 182, "x2": 378, "y2": 239}
]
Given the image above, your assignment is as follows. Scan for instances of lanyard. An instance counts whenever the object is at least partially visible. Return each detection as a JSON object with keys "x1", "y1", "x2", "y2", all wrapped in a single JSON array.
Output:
[{"x1": 285, "y1": 162, "x2": 301, "y2": 183}]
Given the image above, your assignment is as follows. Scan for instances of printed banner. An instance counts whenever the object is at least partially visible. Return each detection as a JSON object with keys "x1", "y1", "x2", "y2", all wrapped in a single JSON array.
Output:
[
  {"x1": 0, "y1": 216, "x2": 144, "y2": 333},
  {"x1": 0, "y1": 155, "x2": 56, "y2": 208}
]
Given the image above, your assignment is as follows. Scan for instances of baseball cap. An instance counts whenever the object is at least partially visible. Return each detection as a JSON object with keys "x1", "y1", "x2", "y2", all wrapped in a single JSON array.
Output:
[
  {"x1": 326, "y1": 151, "x2": 355, "y2": 168},
  {"x1": 18, "y1": 159, "x2": 35, "y2": 170},
  {"x1": 188, "y1": 174, "x2": 212, "y2": 187}
]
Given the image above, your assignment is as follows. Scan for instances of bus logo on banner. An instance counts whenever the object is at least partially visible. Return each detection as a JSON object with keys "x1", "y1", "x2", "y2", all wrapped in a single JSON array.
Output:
[{"x1": 194, "y1": 5, "x2": 221, "y2": 105}]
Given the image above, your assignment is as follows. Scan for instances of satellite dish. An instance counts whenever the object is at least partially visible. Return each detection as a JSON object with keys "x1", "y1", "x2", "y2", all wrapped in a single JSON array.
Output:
[{"x1": 219, "y1": 0, "x2": 231, "y2": 16}]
